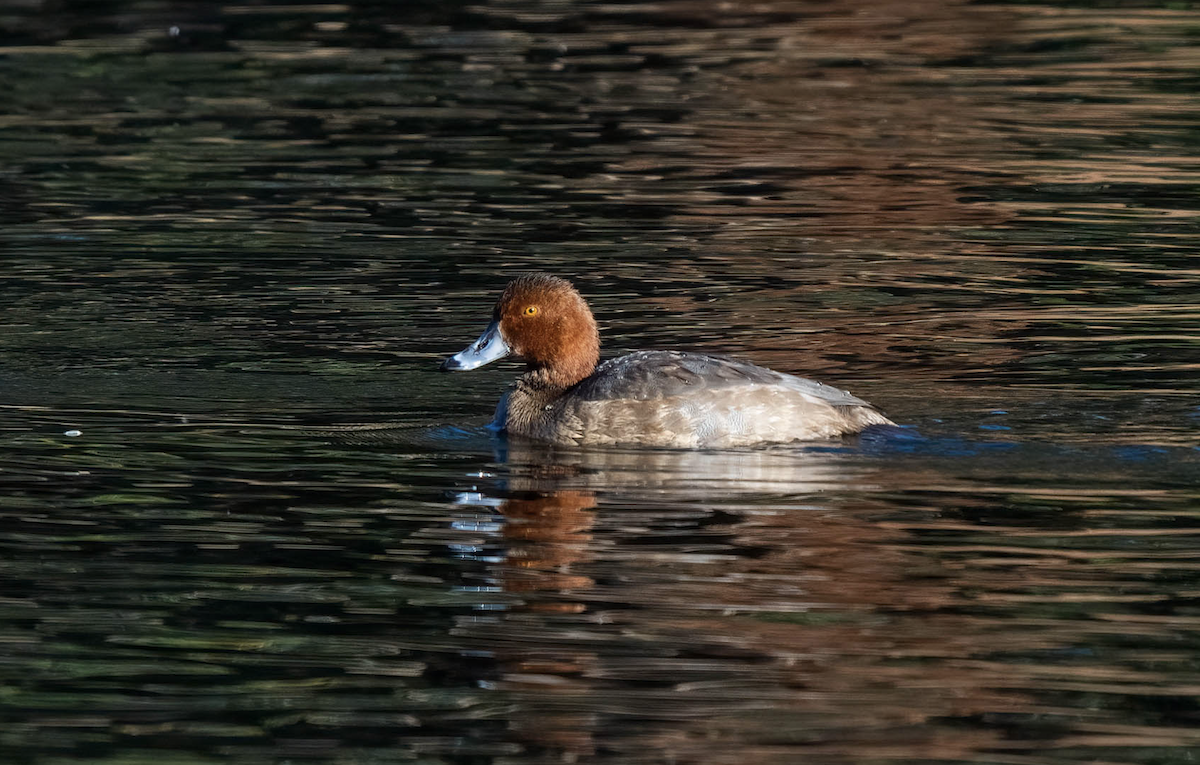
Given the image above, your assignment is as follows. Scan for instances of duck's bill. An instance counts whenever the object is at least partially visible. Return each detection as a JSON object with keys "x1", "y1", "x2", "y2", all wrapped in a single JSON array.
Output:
[{"x1": 441, "y1": 320, "x2": 511, "y2": 371}]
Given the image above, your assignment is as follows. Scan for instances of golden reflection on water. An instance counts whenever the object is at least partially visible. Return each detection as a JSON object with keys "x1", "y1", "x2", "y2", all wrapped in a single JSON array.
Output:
[{"x1": 435, "y1": 441, "x2": 1200, "y2": 763}]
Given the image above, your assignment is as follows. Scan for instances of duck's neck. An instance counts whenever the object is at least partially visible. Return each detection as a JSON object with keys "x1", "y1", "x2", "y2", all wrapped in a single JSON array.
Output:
[{"x1": 522, "y1": 328, "x2": 599, "y2": 391}]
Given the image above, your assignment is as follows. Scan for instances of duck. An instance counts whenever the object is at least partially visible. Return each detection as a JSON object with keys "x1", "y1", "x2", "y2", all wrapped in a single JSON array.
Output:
[{"x1": 441, "y1": 273, "x2": 893, "y2": 448}]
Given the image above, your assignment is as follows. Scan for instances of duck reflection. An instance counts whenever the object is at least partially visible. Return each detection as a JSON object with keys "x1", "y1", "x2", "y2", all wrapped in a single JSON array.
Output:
[
  {"x1": 449, "y1": 439, "x2": 1031, "y2": 763},
  {"x1": 497, "y1": 489, "x2": 597, "y2": 598},
  {"x1": 481, "y1": 439, "x2": 879, "y2": 597}
]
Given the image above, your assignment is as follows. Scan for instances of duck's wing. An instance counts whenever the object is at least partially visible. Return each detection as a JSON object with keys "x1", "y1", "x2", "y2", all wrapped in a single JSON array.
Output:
[{"x1": 572, "y1": 351, "x2": 875, "y2": 408}]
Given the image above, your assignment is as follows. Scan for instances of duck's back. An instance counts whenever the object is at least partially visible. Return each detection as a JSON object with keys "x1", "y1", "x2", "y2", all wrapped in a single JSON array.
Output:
[{"x1": 530, "y1": 350, "x2": 892, "y2": 448}]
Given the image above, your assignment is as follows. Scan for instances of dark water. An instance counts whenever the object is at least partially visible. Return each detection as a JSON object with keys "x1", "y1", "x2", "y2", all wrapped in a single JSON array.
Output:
[{"x1": 3, "y1": 0, "x2": 1200, "y2": 762}]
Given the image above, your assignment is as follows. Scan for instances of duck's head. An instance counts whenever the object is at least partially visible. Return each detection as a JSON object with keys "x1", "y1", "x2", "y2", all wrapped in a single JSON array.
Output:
[{"x1": 441, "y1": 273, "x2": 600, "y2": 388}]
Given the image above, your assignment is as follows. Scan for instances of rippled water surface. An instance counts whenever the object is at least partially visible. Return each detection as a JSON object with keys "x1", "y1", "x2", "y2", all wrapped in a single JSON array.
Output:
[{"x1": 2, "y1": 1, "x2": 1200, "y2": 762}]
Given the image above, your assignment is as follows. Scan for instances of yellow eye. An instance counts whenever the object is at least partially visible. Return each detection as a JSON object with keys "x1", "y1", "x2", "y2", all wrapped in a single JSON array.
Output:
[{"x1": 524, "y1": 306, "x2": 538, "y2": 316}]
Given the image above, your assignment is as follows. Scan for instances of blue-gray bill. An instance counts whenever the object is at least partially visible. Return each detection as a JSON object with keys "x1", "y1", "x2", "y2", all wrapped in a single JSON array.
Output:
[{"x1": 441, "y1": 320, "x2": 511, "y2": 371}]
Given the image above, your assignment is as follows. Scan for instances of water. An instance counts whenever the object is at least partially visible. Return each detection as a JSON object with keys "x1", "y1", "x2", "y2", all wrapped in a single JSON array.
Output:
[{"x1": 2, "y1": 0, "x2": 1200, "y2": 762}]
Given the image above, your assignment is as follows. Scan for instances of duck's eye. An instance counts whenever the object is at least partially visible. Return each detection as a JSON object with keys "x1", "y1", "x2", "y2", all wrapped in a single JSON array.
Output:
[{"x1": 523, "y1": 306, "x2": 538, "y2": 316}]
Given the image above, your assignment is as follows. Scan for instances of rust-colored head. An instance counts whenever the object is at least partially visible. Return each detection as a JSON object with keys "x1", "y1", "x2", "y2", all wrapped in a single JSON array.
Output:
[{"x1": 442, "y1": 273, "x2": 600, "y2": 388}]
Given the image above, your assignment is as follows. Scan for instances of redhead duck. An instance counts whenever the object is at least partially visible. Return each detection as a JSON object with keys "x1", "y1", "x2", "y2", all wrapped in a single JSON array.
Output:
[{"x1": 441, "y1": 273, "x2": 893, "y2": 448}]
